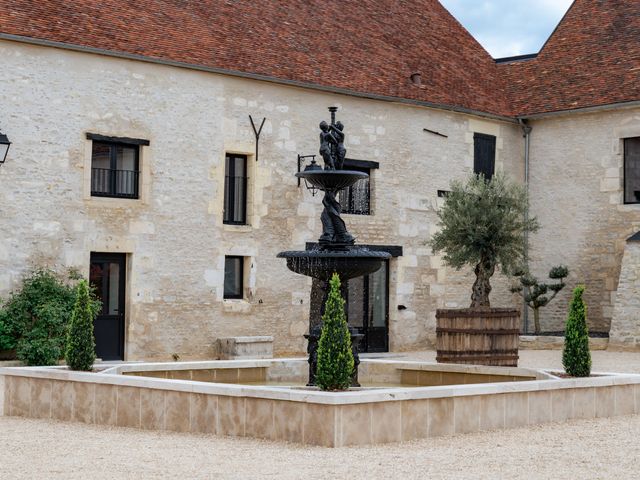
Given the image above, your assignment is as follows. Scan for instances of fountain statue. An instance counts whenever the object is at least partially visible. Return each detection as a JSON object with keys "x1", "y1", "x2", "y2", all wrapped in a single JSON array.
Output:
[{"x1": 278, "y1": 107, "x2": 391, "y2": 386}]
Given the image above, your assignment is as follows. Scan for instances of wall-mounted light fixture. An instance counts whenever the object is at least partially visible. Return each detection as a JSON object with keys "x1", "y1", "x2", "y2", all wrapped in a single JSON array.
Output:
[{"x1": 0, "y1": 127, "x2": 11, "y2": 166}]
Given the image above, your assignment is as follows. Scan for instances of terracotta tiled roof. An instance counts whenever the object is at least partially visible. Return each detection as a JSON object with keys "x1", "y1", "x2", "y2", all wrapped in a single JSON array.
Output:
[
  {"x1": 2, "y1": 1, "x2": 638, "y2": 118},
  {"x1": 500, "y1": 0, "x2": 640, "y2": 117},
  {"x1": 0, "y1": 0, "x2": 510, "y2": 117}
]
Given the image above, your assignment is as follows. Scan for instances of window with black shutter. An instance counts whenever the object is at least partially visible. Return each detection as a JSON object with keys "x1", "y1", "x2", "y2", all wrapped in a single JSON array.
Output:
[
  {"x1": 624, "y1": 137, "x2": 640, "y2": 204},
  {"x1": 90, "y1": 141, "x2": 140, "y2": 199},
  {"x1": 224, "y1": 154, "x2": 248, "y2": 224},
  {"x1": 473, "y1": 133, "x2": 496, "y2": 180}
]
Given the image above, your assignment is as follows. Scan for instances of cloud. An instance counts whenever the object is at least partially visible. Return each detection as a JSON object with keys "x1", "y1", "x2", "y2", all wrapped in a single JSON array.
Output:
[{"x1": 439, "y1": 0, "x2": 574, "y2": 57}]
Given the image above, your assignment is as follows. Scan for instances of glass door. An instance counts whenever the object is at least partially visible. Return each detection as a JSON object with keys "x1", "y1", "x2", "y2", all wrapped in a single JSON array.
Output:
[
  {"x1": 347, "y1": 260, "x2": 389, "y2": 352},
  {"x1": 90, "y1": 253, "x2": 126, "y2": 361}
]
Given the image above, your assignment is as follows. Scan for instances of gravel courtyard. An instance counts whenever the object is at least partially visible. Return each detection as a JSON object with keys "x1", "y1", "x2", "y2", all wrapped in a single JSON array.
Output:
[{"x1": 1, "y1": 349, "x2": 639, "y2": 480}]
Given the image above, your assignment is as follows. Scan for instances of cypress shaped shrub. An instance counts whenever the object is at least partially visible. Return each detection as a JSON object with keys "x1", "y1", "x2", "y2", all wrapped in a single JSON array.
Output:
[
  {"x1": 315, "y1": 273, "x2": 354, "y2": 391},
  {"x1": 562, "y1": 285, "x2": 591, "y2": 377},
  {"x1": 65, "y1": 280, "x2": 97, "y2": 371}
]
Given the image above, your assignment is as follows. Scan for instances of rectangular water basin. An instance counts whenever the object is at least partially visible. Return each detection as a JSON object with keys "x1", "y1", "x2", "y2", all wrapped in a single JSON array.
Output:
[{"x1": 2, "y1": 358, "x2": 639, "y2": 447}]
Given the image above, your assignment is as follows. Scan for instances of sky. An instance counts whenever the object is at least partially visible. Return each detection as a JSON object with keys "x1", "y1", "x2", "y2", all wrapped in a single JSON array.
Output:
[{"x1": 439, "y1": 0, "x2": 574, "y2": 58}]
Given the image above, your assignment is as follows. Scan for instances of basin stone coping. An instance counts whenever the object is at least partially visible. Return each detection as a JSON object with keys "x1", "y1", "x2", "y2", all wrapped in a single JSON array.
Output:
[
  {"x1": 96, "y1": 358, "x2": 550, "y2": 378},
  {"x1": 2, "y1": 359, "x2": 640, "y2": 405}
]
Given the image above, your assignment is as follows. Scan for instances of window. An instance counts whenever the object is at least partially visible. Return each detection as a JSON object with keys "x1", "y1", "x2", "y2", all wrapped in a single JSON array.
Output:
[
  {"x1": 624, "y1": 137, "x2": 640, "y2": 204},
  {"x1": 473, "y1": 133, "x2": 496, "y2": 180},
  {"x1": 224, "y1": 154, "x2": 248, "y2": 224},
  {"x1": 224, "y1": 256, "x2": 244, "y2": 299},
  {"x1": 339, "y1": 159, "x2": 378, "y2": 215},
  {"x1": 90, "y1": 139, "x2": 140, "y2": 199}
]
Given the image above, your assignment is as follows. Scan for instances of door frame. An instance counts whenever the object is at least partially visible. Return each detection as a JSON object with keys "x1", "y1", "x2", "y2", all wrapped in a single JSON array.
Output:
[{"x1": 90, "y1": 252, "x2": 127, "y2": 361}]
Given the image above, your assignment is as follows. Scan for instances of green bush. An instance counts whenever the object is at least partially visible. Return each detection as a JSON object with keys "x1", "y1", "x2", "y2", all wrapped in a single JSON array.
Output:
[
  {"x1": 562, "y1": 285, "x2": 591, "y2": 377},
  {"x1": 315, "y1": 273, "x2": 354, "y2": 391},
  {"x1": 0, "y1": 269, "x2": 99, "y2": 366},
  {"x1": 65, "y1": 280, "x2": 97, "y2": 371}
]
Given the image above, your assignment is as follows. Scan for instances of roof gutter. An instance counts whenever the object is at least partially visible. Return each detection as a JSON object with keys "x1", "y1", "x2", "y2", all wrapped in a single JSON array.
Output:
[
  {"x1": 0, "y1": 32, "x2": 518, "y2": 125},
  {"x1": 518, "y1": 118, "x2": 532, "y2": 334}
]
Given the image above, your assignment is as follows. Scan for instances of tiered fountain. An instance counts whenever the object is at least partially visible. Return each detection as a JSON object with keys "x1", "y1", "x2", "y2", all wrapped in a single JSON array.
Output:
[{"x1": 278, "y1": 107, "x2": 390, "y2": 385}]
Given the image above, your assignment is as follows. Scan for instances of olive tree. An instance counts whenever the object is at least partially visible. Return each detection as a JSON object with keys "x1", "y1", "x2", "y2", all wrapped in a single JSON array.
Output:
[{"x1": 430, "y1": 173, "x2": 539, "y2": 308}]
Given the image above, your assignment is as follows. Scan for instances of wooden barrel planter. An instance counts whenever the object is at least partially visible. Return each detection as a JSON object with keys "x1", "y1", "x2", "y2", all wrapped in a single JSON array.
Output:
[{"x1": 436, "y1": 308, "x2": 520, "y2": 367}]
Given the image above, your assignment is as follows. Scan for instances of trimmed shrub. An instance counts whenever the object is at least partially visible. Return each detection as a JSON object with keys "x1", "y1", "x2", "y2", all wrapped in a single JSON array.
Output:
[
  {"x1": 315, "y1": 273, "x2": 354, "y2": 391},
  {"x1": 511, "y1": 265, "x2": 569, "y2": 334},
  {"x1": 0, "y1": 269, "x2": 100, "y2": 366},
  {"x1": 65, "y1": 280, "x2": 97, "y2": 371},
  {"x1": 562, "y1": 285, "x2": 591, "y2": 377}
]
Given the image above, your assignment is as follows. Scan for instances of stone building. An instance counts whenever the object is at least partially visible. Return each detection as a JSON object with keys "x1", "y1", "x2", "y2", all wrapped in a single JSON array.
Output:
[{"x1": 0, "y1": 0, "x2": 639, "y2": 360}]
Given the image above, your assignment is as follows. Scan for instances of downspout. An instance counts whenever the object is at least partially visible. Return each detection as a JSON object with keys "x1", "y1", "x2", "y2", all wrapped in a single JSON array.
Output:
[{"x1": 519, "y1": 119, "x2": 532, "y2": 334}]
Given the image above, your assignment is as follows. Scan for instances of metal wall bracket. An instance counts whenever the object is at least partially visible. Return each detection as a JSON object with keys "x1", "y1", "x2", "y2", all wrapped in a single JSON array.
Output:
[{"x1": 249, "y1": 115, "x2": 266, "y2": 162}]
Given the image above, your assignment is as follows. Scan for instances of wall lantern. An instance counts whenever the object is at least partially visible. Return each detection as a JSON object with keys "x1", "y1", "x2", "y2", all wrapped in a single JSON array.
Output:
[
  {"x1": 0, "y1": 128, "x2": 11, "y2": 165},
  {"x1": 297, "y1": 154, "x2": 322, "y2": 196}
]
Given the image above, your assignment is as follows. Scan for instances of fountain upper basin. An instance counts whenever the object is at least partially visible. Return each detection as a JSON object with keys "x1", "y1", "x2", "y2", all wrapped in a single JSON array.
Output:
[
  {"x1": 277, "y1": 248, "x2": 391, "y2": 280},
  {"x1": 296, "y1": 170, "x2": 368, "y2": 191}
]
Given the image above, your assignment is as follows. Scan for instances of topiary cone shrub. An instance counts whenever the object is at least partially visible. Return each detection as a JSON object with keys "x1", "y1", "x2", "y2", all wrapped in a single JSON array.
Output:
[
  {"x1": 65, "y1": 280, "x2": 97, "y2": 371},
  {"x1": 562, "y1": 285, "x2": 591, "y2": 377},
  {"x1": 315, "y1": 273, "x2": 354, "y2": 391}
]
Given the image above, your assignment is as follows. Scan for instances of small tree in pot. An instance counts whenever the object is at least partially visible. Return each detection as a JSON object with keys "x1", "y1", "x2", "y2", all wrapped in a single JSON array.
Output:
[
  {"x1": 430, "y1": 173, "x2": 539, "y2": 308},
  {"x1": 429, "y1": 173, "x2": 539, "y2": 366}
]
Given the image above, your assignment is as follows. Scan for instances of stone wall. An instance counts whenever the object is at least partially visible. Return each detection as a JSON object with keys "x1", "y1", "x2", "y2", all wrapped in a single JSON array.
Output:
[
  {"x1": 0, "y1": 40, "x2": 523, "y2": 359},
  {"x1": 610, "y1": 239, "x2": 640, "y2": 350},
  {"x1": 526, "y1": 107, "x2": 640, "y2": 334}
]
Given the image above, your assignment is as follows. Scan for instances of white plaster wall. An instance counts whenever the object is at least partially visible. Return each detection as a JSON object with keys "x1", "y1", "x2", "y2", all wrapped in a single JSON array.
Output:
[{"x1": 0, "y1": 40, "x2": 522, "y2": 359}]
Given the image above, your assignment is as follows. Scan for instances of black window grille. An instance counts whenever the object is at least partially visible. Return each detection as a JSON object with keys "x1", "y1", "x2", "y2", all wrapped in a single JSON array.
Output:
[
  {"x1": 91, "y1": 141, "x2": 140, "y2": 198},
  {"x1": 473, "y1": 133, "x2": 496, "y2": 180},
  {"x1": 224, "y1": 256, "x2": 244, "y2": 299},
  {"x1": 224, "y1": 154, "x2": 248, "y2": 224},
  {"x1": 339, "y1": 166, "x2": 371, "y2": 215},
  {"x1": 624, "y1": 137, "x2": 640, "y2": 204}
]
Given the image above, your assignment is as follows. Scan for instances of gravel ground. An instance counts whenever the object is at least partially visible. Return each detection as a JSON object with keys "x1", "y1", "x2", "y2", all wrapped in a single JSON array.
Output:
[{"x1": 1, "y1": 350, "x2": 639, "y2": 480}]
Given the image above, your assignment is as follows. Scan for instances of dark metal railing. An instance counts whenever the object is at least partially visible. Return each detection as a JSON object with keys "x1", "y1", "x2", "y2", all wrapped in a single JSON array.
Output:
[{"x1": 91, "y1": 168, "x2": 139, "y2": 198}]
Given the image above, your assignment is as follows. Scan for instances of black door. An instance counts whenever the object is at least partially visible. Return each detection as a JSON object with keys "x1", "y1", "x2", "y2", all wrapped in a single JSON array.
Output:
[
  {"x1": 90, "y1": 253, "x2": 126, "y2": 361},
  {"x1": 347, "y1": 261, "x2": 389, "y2": 352}
]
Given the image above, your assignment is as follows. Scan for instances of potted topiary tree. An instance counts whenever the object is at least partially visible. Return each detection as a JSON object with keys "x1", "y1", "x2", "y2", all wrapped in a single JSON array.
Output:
[
  {"x1": 430, "y1": 173, "x2": 539, "y2": 366},
  {"x1": 562, "y1": 285, "x2": 591, "y2": 377},
  {"x1": 315, "y1": 273, "x2": 355, "y2": 391}
]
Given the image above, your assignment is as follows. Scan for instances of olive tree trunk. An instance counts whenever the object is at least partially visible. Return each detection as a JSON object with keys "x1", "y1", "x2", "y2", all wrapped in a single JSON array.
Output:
[{"x1": 471, "y1": 258, "x2": 495, "y2": 308}]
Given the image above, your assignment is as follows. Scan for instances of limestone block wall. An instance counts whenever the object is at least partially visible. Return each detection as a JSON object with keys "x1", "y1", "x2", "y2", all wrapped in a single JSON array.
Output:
[
  {"x1": 0, "y1": 40, "x2": 522, "y2": 359},
  {"x1": 527, "y1": 107, "x2": 640, "y2": 333},
  {"x1": 610, "y1": 239, "x2": 640, "y2": 350}
]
